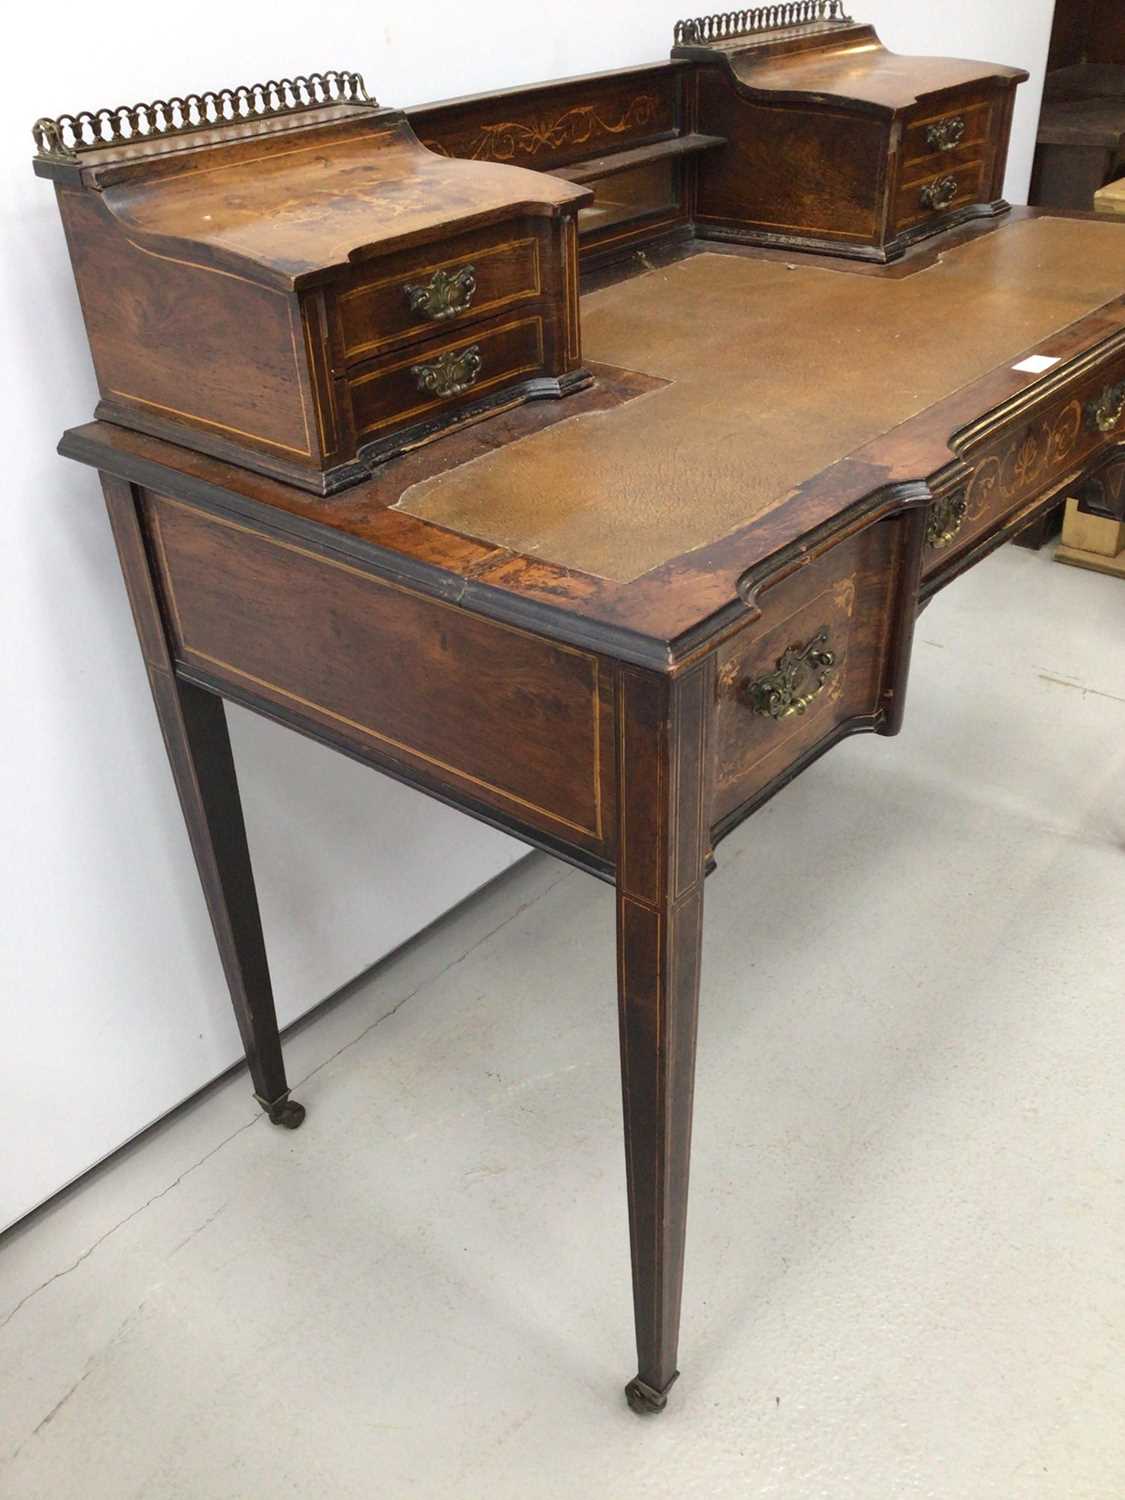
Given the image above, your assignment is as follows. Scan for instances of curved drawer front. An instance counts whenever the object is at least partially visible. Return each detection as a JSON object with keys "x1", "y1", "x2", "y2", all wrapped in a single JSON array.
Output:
[
  {"x1": 924, "y1": 356, "x2": 1125, "y2": 576},
  {"x1": 346, "y1": 315, "x2": 547, "y2": 444},
  {"x1": 893, "y1": 157, "x2": 989, "y2": 233},
  {"x1": 901, "y1": 97, "x2": 995, "y2": 171},
  {"x1": 336, "y1": 224, "x2": 544, "y2": 363},
  {"x1": 715, "y1": 511, "x2": 917, "y2": 829}
]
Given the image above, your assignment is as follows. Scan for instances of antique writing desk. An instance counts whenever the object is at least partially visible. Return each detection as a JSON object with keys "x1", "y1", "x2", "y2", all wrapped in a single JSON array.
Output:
[{"x1": 37, "y1": 13, "x2": 1125, "y2": 1417}]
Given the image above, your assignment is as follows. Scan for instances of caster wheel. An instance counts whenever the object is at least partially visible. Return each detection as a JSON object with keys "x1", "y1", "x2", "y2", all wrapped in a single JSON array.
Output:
[
  {"x1": 624, "y1": 1373, "x2": 676, "y2": 1415},
  {"x1": 255, "y1": 1092, "x2": 306, "y2": 1129}
]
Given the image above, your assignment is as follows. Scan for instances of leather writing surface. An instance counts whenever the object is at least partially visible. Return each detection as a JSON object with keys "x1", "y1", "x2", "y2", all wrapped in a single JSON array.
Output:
[{"x1": 398, "y1": 217, "x2": 1125, "y2": 580}]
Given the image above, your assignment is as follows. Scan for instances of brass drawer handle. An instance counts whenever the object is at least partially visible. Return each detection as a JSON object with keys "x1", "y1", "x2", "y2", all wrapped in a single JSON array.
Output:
[
  {"x1": 741, "y1": 627, "x2": 837, "y2": 721},
  {"x1": 920, "y1": 174, "x2": 959, "y2": 212},
  {"x1": 411, "y1": 345, "x2": 483, "y2": 399},
  {"x1": 927, "y1": 491, "x2": 968, "y2": 549},
  {"x1": 403, "y1": 264, "x2": 477, "y2": 322},
  {"x1": 925, "y1": 116, "x2": 966, "y2": 152},
  {"x1": 1086, "y1": 381, "x2": 1125, "y2": 434}
]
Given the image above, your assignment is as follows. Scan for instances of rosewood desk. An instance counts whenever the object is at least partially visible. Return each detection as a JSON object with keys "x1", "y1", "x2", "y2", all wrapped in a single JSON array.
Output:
[{"x1": 61, "y1": 210, "x2": 1125, "y2": 1414}]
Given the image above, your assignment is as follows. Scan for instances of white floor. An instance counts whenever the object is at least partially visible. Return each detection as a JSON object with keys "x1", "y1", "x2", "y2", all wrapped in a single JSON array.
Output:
[{"x1": 1, "y1": 544, "x2": 1122, "y2": 1499}]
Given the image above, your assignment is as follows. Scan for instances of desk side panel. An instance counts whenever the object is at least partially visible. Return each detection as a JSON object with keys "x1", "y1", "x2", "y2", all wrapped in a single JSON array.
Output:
[
  {"x1": 57, "y1": 190, "x2": 321, "y2": 474},
  {"x1": 143, "y1": 493, "x2": 615, "y2": 858}
]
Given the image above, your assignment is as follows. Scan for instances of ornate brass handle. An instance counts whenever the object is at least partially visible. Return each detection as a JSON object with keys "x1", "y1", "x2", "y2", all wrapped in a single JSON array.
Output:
[
  {"x1": 411, "y1": 345, "x2": 483, "y2": 399},
  {"x1": 920, "y1": 174, "x2": 959, "y2": 212},
  {"x1": 925, "y1": 116, "x2": 966, "y2": 152},
  {"x1": 403, "y1": 264, "x2": 476, "y2": 322},
  {"x1": 927, "y1": 491, "x2": 968, "y2": 549},
  {"x1": 1085, "y1": 381, "x2": 1125, "y2": 434},
  {"x1": 741, "y1": 627, "x2": 837, "y2": 721}
]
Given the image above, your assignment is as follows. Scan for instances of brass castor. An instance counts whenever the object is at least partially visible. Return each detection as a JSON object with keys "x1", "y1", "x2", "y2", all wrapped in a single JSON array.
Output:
[
  {"x1": 624, "y1": 1373, "x2": 677, "y2": 1415},
  {"x1": 254, "y1": 1092, "x2": 306, "y2": 1129}
]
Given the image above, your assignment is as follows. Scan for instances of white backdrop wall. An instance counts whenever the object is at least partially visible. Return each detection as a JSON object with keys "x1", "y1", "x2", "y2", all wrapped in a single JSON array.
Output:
[{"x1": 0, "y1": 0, "x2": 1054, "y2": 1230}]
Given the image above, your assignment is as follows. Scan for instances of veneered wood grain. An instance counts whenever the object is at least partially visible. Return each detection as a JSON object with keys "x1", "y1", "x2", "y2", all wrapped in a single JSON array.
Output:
[
  {"x1": 59, "y1": 188, "x2": 316, "y2": 463},
  {"x1": 712, "y1": 519, "x2": 905, "y2": 823},
  {"x1": 104, "y1": 115, "x2": 588, "y2": 288},
  {"x1": 147, "y1": 492, "x2": 613, "y2": 849}
]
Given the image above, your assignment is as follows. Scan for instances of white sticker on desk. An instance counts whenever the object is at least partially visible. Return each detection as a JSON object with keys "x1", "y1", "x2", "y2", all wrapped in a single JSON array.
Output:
[{"x1": 1012, "y1": 355, "x2": 1061, "y2": 374}]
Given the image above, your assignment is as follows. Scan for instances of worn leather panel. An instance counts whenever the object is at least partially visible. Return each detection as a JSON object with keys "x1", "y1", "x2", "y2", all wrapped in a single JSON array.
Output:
[{"x1": 398, "y1": 218, "x2": 1125, "y2": 580}]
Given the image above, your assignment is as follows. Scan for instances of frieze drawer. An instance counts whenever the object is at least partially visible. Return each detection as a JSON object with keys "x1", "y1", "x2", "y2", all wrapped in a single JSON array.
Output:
[
  {"x1": 335, "y1": 224, "x2": 545, "y2": 363},
  {"x1": 924, "y1": 363, "x2": 1125, "y2": 574},
  {"x1": 713, "y1": 514, "x2": 915, "y2": 828}
]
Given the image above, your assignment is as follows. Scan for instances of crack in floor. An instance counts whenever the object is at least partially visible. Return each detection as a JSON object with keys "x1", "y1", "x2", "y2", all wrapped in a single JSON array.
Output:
[
  {"x1": 1038, "y1": 672, "x2": 1125, "y2": 705},
  {"x1": 0, "y1": 865, "x2": 573, "y2": 1338}
]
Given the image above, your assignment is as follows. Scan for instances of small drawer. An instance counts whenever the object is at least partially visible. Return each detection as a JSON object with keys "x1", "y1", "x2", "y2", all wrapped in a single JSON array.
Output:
[
  {"x1": 894, "y1": 158, "x2": 988, "y2": 232},
  {"x1": 924, "y1": 371, "x2": 1125, "y2": 574},
  {"x1": 346, "y1": 314, "x2": 547, "y2": 443},
  {"x1": 713, "y1": 517, "x2": 911, "y2": 827},
  {"x1": 336, "y1": 227, "x2": 543, "y2": 364},
  {"x1": 901, "y1": 99, "x2": 994, "y2": 167}
]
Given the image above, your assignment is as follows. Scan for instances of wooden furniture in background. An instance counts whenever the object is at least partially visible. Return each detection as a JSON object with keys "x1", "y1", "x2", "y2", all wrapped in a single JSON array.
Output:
[
  {"x1": 1032, "y1": 0, "x2": 1125, "y2": 210},
  {"x1": 33, "y1": 17, "x2": 1125, "y2": 1419},
  {"x1": 33, "y1": 75, "x2": 590, "y2": 493}
]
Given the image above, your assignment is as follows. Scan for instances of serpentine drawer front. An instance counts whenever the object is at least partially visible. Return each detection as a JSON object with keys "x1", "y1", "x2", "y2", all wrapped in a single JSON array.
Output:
[
  {"x1": 924, "y1": 354, "x2": 1125, "y2": 575},
  {"x1": 334, "y1": 223, "x2": 546, "y2": 362},
  {"x1": 900, "y1": 98, "x2": 995, "y2": 169},
  {"x1": 894, "y1": 157, "x2": 989, "y2": 233},
  {"x1": 345, "y1": 315, "x2": 548, "y2": 447},
  {"x1": 712, "y1": 512, "x2": 918, "y2": 830}
]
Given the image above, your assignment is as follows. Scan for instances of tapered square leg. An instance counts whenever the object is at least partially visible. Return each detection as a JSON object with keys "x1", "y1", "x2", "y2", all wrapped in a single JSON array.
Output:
[
  {"x1": 101, "y1": 475, "x2": 302, "y2": 1128},
  {"x1": 615, "y1": 662, "x2": 713, "y2": 1413}
]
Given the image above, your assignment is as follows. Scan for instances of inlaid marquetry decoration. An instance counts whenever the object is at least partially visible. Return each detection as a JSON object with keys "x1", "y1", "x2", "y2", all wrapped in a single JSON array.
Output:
[
  {"x1": 926, "y1": 491, "x2": 968, "y2": 549},
  {"x1": 673, "y1": 1, "x2": 851, "y2": 46},
  {"x1": 1085, "y1": 380, "x2": 1125, "y2": 434},
  {"x1": 410, "y1": 345, "x2": 483, "y2": 399},
  {"x1": 964, "y1": 399, "x2": 1084, "y2": 529},
  {"x1": 32, "y1": 69, "x2": 372, "y2": 160},
  {"x1": 741, "y1": 626, "x2": 837, "y2": 720},
  {"x1": 423, "y1": 96, "x2": 661, "y2": 163}
]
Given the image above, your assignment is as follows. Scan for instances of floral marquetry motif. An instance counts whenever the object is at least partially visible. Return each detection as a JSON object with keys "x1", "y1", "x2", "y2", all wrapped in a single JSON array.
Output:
[
  {"x1": 964, "y1": 399, "x2": 1084, "y2": 529},
  {"x1": 424, "y1": 97, "x2": 661, "y2": 164}
]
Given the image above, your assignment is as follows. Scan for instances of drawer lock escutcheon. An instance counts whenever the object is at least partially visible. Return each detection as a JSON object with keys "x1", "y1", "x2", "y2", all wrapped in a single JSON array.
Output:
[
  {"x1": 1085, "y1": 381, "x2": 1125, "y2": 434},
  {"x1": 927, "y1": 491, "x2": 968, "y2": 549},
  {"x1": 403, "y1": 264, "x2": 477, "y2": 322},
  {"x1": 411, "y1": 345, "x2": 483, "y2": 399},
  {"x1": 920, "y1": 174, "x2": 959, "y2": 212},
  {"x1": 741, "y1": 627, "x2": 837, "y2": 721},
  {"x1": 925, "y1": 116, "x2": 966, "y2": 152}
]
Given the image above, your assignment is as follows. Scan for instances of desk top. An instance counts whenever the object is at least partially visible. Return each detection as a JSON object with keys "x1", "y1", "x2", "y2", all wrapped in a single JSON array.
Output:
[
  {"x1": 398, "y1": 217, "x2": 1125, "y2": 581},
  {"x1": 64, "y1": 211, "x2": 1125, "y2": 665}
]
